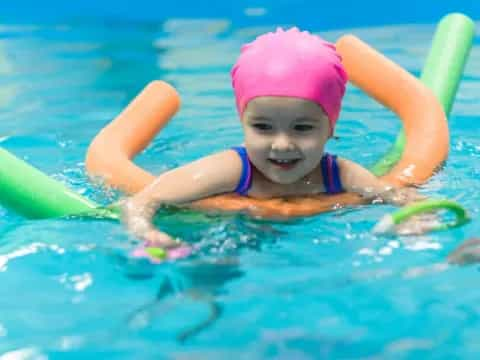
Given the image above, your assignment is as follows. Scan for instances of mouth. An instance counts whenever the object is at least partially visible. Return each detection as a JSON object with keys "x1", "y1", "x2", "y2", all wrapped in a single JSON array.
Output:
[{"x1": 268, "y1": 158, "x2": 301, "y2": 170}]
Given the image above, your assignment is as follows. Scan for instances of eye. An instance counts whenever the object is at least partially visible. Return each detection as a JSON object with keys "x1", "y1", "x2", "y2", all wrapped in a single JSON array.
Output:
[
  {"x1": 252, "y1": 123, "x2": 273, "y2": 131},
  {"x1": 294, "y1": 124, "x2": 315, "y2": 132}
]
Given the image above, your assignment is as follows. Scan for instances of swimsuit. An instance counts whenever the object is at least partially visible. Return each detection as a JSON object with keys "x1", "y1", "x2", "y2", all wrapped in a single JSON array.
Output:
[
  {"x1": 230, "y1": 146, "x2": 344, "y2": 196},
  {"x1": 231, "y1": 146, "x2": 253, "y2": 196}
]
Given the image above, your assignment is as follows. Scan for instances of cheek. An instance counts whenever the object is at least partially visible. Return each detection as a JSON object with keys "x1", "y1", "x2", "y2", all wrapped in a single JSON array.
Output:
[
  {"x1": 243, "y1": 135, "x2": 269, "y2": 169},
  {"x1": 246, "y1": 145, "x2": 269, "y2": 166},
  {"x1": 297, "y1": 136, "x2": 325, "y2": 152},
  {"x1": 298, "y1": 137, "x2": 326, "y2": 167},
  {"x1": 244, "y1": 130, "x2": 270, "y2": 151}
]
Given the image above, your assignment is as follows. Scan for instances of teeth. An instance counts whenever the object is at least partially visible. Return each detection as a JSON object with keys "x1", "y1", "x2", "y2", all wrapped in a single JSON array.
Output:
[{"x1": 271, "y1": 159, "x2": 297, "y2": 163}]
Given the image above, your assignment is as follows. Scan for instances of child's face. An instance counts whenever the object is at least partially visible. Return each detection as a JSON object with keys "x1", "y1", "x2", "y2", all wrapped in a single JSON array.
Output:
[{"x1": 241, "y1": 96, "x2": 331, "y2": 184}]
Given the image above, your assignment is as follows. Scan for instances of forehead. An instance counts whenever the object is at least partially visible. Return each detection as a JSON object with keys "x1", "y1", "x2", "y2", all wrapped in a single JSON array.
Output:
[{"x1": 243, "y1": 96, "x2": 327, "y2": 120}]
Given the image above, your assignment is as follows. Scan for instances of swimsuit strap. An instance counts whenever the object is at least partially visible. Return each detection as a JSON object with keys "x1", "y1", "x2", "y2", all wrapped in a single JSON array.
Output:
[
  {"x1": 321, "y1": 153, "x2": 344, "y2": 194},
  {"x1": 231, "y1": 146, "x2": 253, "y2": 196}
]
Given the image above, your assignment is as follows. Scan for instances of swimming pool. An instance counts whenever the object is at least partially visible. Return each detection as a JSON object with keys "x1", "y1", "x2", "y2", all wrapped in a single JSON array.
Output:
[{"x1": 1, "y1": 2, "x2": 480, "y2": 358}]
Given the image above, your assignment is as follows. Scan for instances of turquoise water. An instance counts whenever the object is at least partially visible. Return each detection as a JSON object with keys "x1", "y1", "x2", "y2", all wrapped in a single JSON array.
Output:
[{"x1": 1, "y1": 18, "x2": 480, "y2": 358}]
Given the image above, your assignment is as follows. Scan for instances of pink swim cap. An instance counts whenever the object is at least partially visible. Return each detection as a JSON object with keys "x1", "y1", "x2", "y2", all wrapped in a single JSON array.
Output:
[{"x1": 231, "y1": 27, "x2": 348, "y2": 135}]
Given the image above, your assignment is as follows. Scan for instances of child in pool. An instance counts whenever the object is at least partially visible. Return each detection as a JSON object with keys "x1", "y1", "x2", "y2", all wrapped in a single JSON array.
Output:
[{"x1": 122, "y1": 27, "x2": 423, "y2": 248}]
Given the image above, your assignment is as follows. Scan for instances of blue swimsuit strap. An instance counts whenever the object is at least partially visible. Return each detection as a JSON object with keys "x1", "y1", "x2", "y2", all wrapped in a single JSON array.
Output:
[
  {"x1": 231, "y1": 146, "x2": 252, "y2": 196},
  {"x1": 320, "y1": 153, "x2": 344, "y2": 194}
]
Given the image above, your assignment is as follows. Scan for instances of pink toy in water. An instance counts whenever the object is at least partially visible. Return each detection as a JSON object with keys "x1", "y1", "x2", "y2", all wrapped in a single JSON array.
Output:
[{"x1": 131, "y1": 245, "x2": 192, "y2": 263}]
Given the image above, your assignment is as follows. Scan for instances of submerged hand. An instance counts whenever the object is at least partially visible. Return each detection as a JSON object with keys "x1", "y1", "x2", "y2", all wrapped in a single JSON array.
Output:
[
  {"x1": 135, "y1": 230, "x2": 192, "y2": 262},
  {"x1": 394, "y1": 212, "x2": 441, "y2": 235},
  {"x1": 123, "y1": 212, "x2": 191, "y2": 263},
  {"x1": 143, "y1": 229, "x2": 182, "y2": 249},
  {"x1": 121, "y1": 198, "x2": 184, "y2": 249},
  {"x1": 381, "y1": 187, "x2": 427, "y2": 206}
]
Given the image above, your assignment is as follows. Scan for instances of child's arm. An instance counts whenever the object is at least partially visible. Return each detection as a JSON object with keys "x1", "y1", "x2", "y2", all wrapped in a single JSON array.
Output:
[
  {"x1": 337, "y1": 157, "x2": 425, "y2": 205},
  {"x1": 122, "y1": 150, "x2": 243, "y2": 247}
]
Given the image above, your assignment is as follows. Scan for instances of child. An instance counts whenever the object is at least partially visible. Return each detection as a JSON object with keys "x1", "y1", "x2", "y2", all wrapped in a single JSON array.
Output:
[{"x1": 122, "y1": 27, "x2": 422, "y2": 248}]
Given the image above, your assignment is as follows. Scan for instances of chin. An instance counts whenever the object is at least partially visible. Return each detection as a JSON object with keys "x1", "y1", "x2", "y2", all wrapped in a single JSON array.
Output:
[
  {"x1": 268, "y1": 173, "x2": 303, "y2": 185},
  {"x1": 256, "y1": 162, "x2": 308, "y2": 185}
]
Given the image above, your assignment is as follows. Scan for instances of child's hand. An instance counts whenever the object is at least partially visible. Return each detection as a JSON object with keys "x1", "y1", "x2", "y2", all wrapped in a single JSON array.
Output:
[
  {"x1": 379, "y1": 187, "x2": 427, "y2": 206},
  {"x1": 143, "y1": 229, "x2": 182, "y2": 249},
  {"x1": 394, "y1": 212, "x2": 441, "y2": 235},
  {"x1": 121, "y1": 198, "x2": 192, "y2": 262},
  {"x1": 373, "y1": 211, "x2": 441, "y2": 236},
  {"x1": 121, "y1": 198, "x2": 182, "y2": 249}
]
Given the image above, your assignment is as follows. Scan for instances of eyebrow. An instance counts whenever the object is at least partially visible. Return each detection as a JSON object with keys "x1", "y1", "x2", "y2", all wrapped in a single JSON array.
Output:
[
  {"x1": 247, "y1": 115, "x2": 321, "y2": 125},
  {"x1": 294, "y1": 116, "x2": 320, "y2": 123},
  {"x1": 249, "y1": 116, "x2": 272, "y2": 122}
]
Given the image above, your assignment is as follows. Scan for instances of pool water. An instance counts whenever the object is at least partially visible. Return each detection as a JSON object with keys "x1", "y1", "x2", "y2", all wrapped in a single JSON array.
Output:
[{"x1": 1, "y1": 17, "x2": 480, "y2": 359}]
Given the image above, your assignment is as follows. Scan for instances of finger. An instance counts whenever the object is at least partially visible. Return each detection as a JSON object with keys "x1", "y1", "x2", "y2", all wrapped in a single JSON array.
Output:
[
  {"x1": 167, "y1": 246, "x2": 192, "y2": 259},
  {"x1": 144, "y1": 231, "x2": 177, "y2": 248}
]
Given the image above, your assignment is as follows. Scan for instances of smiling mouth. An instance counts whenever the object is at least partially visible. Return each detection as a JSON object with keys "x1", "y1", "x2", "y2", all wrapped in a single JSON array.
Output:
[{"x1": 268, "y1": 158, "x2": 301, "y2": 170}]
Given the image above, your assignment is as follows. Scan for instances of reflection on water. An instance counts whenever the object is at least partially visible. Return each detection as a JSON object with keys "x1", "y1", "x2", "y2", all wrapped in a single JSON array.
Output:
[{"x1": 0, "y1": 17, "x2": 479, "y2": 357}]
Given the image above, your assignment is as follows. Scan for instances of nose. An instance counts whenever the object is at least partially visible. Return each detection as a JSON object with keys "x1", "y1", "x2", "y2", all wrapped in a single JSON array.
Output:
[{"x1": 271, "y1": 133, "x2": 295, "y2": 151}]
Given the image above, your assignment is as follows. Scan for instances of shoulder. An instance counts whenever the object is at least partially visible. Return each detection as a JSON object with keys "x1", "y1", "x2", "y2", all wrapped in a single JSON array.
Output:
[
  {"x1": 336, "y1": 156, "x2": 366, "y2": 172},
  {"x1": 189, "y1": 149, "x2": 244, "y2": 173},
  {"x1": 163, "y1": 149, "x2": 244, "y2": 194}
]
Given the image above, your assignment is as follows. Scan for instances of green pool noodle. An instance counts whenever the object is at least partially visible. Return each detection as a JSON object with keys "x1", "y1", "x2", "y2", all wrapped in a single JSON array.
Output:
[
  {"x1": 371, "y1": 13, "x2": 475, "y2": 176},
  {"x1": 0, "y1": 148, "x2": 103, "y2": 219},
  {"x1": 373, "y1": 198, "x2": 470, "y2": 234}
]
